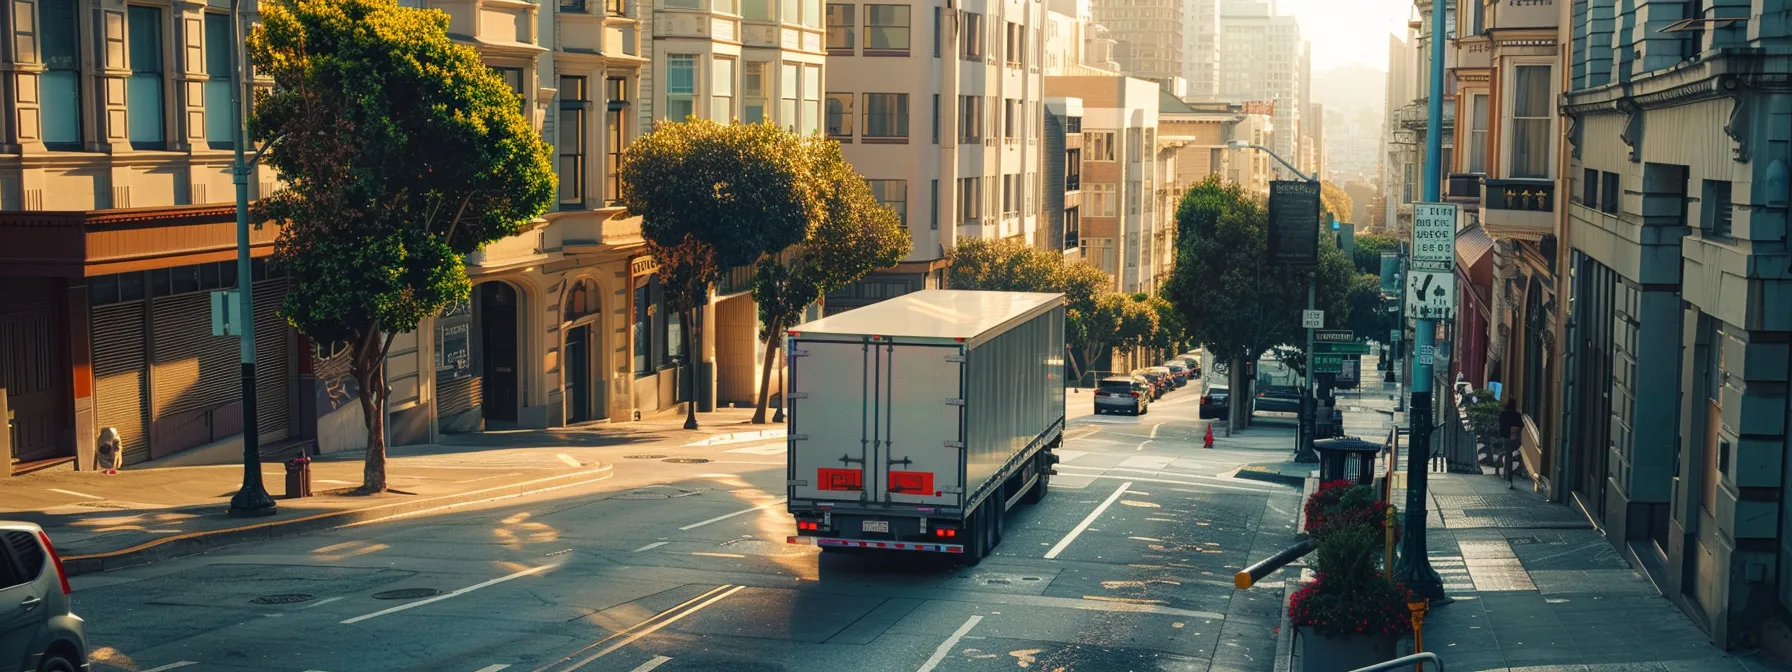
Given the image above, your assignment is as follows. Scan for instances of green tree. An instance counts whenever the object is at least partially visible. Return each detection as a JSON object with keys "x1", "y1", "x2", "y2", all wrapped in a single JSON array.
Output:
[
  {"x1": 946, "y1": 238, "x2": 1122, "y2": 384},
  {"x1": 1115, "y1": 295, "x2": 1161, "y2": 352},
  {"x1": 749, "y1": 139, "x2": 911, "y2": 423},
  {"x1": 249, "y1": 0, "x2": 554, "y2": 492},
  {"x1": 1162, "y1": 176, "x2": 1351, "y2": 428},
  {"x1": 621, "y1": 119, "x2": 819, "y2": 429},
  {"x1": 1346, "y1": 273, "x2": 1390, "y2": 344},
  {"x1": 1352, "y1": 233, "x2": 1398, "y2": 276},
  {"x1": 1320, "y1": 181, "x2": 1354, "y2": 225}
]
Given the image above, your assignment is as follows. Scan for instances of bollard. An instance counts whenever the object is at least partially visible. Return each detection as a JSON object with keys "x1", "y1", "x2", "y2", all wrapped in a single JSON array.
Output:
[
  {"x1": 1408, "y1": 599, "x2": 1430, "y2": 671},
  {"x1": 1235, "y1": 538, "x2": 1318, "y2": 589},
  {"x1": 284, "y1": 455, "x2": 313, "y2": 498}
]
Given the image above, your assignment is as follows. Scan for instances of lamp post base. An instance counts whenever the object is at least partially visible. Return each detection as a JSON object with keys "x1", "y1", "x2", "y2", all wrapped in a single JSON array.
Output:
[{"x1": 228, "y1": 485, "x2": 279, "y2": 517}]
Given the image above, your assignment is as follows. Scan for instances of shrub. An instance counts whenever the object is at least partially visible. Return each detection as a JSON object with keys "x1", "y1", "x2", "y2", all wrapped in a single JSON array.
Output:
[
  {"x1": 1303, "y1": 480, "x2": 1389, "y2": 539},
  {"x1": 1288, "y1": 524, "x2": 1415, "y2": 638}
]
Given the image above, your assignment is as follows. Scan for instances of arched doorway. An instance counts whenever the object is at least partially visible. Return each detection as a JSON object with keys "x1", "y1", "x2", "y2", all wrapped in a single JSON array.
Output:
[
  {"x1": 477, "y1": 282, "x2": 520, "y2": 426},
  {"x1": 563, "y1": 278, "x2": 604, "y2": 423}
]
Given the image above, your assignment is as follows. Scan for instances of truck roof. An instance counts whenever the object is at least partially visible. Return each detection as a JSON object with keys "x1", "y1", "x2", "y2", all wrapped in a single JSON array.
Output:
[{"x1": 791, "y1": 290, "x2": 1064, "y2": 346}]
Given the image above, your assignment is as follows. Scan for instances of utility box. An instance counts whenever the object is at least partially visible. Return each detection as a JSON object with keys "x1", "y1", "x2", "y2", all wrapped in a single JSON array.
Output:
[{"x1": 1314, "y1": 437, "x2": 1382, "y2": 486}]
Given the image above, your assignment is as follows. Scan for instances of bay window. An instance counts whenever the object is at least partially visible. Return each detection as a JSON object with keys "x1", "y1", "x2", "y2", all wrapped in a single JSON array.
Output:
[
  {"x1": 127, "y1": 6, "x2": 165, "y2": 149},
  {"x1": 711, "y1": 57, "x2": 734, "y2": 120},
  {"x1": 665, "y1": 54, "x2": 696, "y2": 121},
  {"x1": 203, "y1": 14, "x2": 234, "y2": 149},
  {"x1": 744, "y1": 62, "x2": 768, "y2": 122},
  {"x1": 863, "y1": 93, "x2": 906, "y2": 138},
  {"x1": 558, "y1": 76, "x2": 588, "y2": 207},
  {"x1": 1510, "y1": 65, "x2": 1550, "y2": 179},
  {"x1": 865, "y1": 4, "x2": 908, "y2": 51},
  {"x1": 40, "y1": 0, "x2": 81, "y2": 149}
]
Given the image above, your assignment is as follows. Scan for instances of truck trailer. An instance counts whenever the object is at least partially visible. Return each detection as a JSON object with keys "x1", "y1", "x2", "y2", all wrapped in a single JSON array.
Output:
[{"x1": 783, "y1": 290, "x2": 1067, "y2": 564}]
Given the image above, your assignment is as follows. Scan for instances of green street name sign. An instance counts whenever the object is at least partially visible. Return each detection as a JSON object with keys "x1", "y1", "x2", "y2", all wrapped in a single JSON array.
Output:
[
  {"x1": 1314, "y1": 341, "x2": 1371, "y2": 355},
  {"x1": 1314, "y1": 330, "x2": 1354, "y2": 343},
  {"x1": 1312, "y1": 353, "x2": 1345, "y2": 374}
]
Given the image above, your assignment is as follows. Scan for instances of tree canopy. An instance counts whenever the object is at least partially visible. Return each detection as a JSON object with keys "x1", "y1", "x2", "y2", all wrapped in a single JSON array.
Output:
[
  {"x1": 1351, "y1": 233, "x2": 1399, "y2": 276},
  {"x1": 249, "y1": 0, "x2": 554, "y2": 492},
  {"x1": 748, "y1": 138, "x2": 910, "y2": 422}
]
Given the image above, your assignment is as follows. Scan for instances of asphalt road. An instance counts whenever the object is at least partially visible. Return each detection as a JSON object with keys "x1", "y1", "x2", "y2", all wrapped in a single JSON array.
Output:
[{"x1": 71, "y1": 381, "x2": 1303, "y2": 672}]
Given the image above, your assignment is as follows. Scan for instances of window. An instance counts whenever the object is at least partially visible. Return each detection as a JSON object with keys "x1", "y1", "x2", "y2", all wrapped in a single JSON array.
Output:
[
  {"x1": 127, "y1": 6, "x2": 165, "y2": 149},
  {"x1": 1089, "y1": 183, "x2": 1115, "y2": 216},
  {"x1": 743, "y1": 0, "x2": 770, "y2": 19},
  {"x1": 1581, "y1": 168, "x2": 1598, "y2": 206},
  {"x1": 1469, "y1": 0, "x2": 1484, "y2": 35},
  {"x1": 863, "y1": 93, "x2": 907, "y2": 138},
  {"x1": 562, "y1": 0, "x2": 587, "y2": 12},
  {"x1": 804, "y1": 0, "x2": 821, "y2": 28},
  {"x1": 961, "y1": 11, "x2": 983, "y2": 60},
  {"x1": 1064, "y1": 207, "x2": 1079, "y2": 249},
  {"x1": 634, "y1": 277, "x2": 657, "y2": 374},
  {"x1": 826, "y1": 92, "x2": 853, "y2": 137},
  {"x1": 609, "y1": 0, "x2": 628, "y2": 14},
  {"x1": 201, "y1": 14, "x2": 235, "y2": 150},
  {"x1": 780, "y1": 63, "x2": 798, "y2": 131},
  {"x1": 931, "y1": 94, "x2": 940, "y2": 144},
  {"x1": 665, "y1": 55, "x2": 696, "y2": 120},
  {"x1": 605, "y1": 77, "x2": 628, "y2": 203},
  {"x1": 665, "y1": 0, "x2": 699, "y2": 8},
  {"x1": 1702, "y1": 179, "x2": 1733, "y2": 237},
  {"x1": 1468, "y1": 94, "x2": 1488, "y2": 173},
  {"x1": 958, "y1": 176, "x2": 981, "y2": 222},
  {"x1": 1001, "y1": 174, "x2": 1020, "y2": 215},
  {"x1": 744, "y1": 62, "x2": 768, "y2": 122},
  {"x1": 1600, "y1": 171, "x2": 1620, "y2": 215},
  {"x1": 1510, "y1": 65, "x2": 1551, "y2": 178},
  {"x1": 494, "y1": 67, "x2": 526, "y2": 111},
  {"x1": 711, "y1": 57, "x2": 734, "y2": 120},
  {"x1": 959, "y1": 95, "x2": 982, "y2": 142},
  {"x1": 865, "y1": 4, "x2": 909, "y2": 50},
  {"x1": 2, "y1": 531, "x2": 43, "y2": 588},
  {"x1": 868, "y1": 179, "x2": 907, "y2": 224},
  {"x1": 802, "y1": 65, "x2": 821, "y2": 135},
  {"x1": 1004, "y1": 21, "x2": 1023, "y2": 66},
  {"x1": 41, "y1": 0, "x2": 81, "y2": 149},
  {"x1": 1085, "y1": 131, "x2": 1114, "y2": 160},
  {"x1": 826, "y1": 3, "x2": 855, "y2": 50},
  {"x1": 933, "y1": 7, "x2": 942, "y2": 57},
  {"x1": 1065, "y1": 148, "x2": 1080, "y2": 190},
  {"x1": 782, "y1": 0, "x2": 797, "y2": 21},
  {"x1": 558, "y1": 76, "x2": 589, "y2": 208},
  {"x1": 1003, "y1": 99, "x2": 1016, "y2": 141},
  {"x1": 930, "y1": 179, "x2": 939, "y2": 229}
]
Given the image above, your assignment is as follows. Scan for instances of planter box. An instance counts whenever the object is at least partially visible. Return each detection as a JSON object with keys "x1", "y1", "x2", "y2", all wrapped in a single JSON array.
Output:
[{"x1": 1297, "y1": 627, "x2": 1398, "y2": 672}]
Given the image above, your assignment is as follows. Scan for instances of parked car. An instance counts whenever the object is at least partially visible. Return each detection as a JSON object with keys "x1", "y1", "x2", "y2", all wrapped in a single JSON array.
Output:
[
  {"x1": 1133, "y1": 369, "x2": 1169, "y2": 399},
  {"x1": 1094, "y1": 376, "x2": 1151, "y2": 415},
  {"x1": 1253, "y1": 386, "x2": 1303, "y2": 414},
  {"x1": 1200, "y1": 385, "x2": 1230, "y2": 419},
  {"x1": 1146, "y1": 367, "x2": 1175, "y2": 395},
  {"x1": 1179, "y1": 354, "x2": 1203, "y2": 377},
  {"x1": 0, "y1": 522, "x2": 86, "y2": 672},
  {"x1": 1163, "y1": 361, "x2": 1190, "y2": 387}
]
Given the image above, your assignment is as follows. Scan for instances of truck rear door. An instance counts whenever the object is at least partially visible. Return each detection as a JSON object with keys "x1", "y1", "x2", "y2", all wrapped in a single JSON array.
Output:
[
  {"x1": 788, "y1": 340, "x2": 872, "y2": 502},
  {"x1": 874, "y1": 343, "x2": 965, "y2": 508}
]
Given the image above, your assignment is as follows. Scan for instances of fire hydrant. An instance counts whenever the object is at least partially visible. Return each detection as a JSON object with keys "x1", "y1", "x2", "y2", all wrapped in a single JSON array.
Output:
[{"x1": 284, "y1": 455, "x2": 313, "y2": 499}]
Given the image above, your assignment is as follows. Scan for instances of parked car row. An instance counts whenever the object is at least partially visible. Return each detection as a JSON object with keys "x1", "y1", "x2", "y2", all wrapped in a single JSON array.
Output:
[{"x1": 1092, "y1": 353, "x2": 1206, "y2": 416}]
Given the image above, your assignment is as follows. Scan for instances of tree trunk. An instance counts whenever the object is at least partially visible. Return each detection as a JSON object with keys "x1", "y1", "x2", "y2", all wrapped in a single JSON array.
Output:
[
  {"x1": 352, "y1": 346, "x2": 387, "y2": 494},
  {"x1": 1228, "y1": 354, "x2": 1248, "y2": 432},
  {"x1": 681, "y1": 308, "x2": 699, "y2": 430},
  {"x1": 751, "y1": 317, "x2": 782, "y2": 424}
]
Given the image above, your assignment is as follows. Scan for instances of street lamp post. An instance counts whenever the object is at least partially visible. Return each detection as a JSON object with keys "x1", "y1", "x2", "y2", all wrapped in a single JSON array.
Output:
[
  {"x1": 1228, "y1": 140, "x2": 1321, "y2": 461},
  {"x1": 226, "y1": 0, "x2": 276, "y2": 517},
  {"x1": 1394, "y1": 0, "x2": 1448, "y2": 602}
]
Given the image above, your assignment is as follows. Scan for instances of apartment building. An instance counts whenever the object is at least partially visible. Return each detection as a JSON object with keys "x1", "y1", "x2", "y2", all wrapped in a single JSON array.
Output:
[
  {"x1": 1217, "y1": 0, "x2": 1302, "y2": 178},
  {"x1": 1088, "y1": 0, "x2": 1182, "y2": 89},
  {"x1": 1181, "y1": 0, "x2": 1220, "y2": 99},
  {"x1": 1557, "y1": 0, "x2": 1792, "y2": 649},
  {"x1": 1044, "y1": 97, "x2": 1084, "y2": 256},
  {"x1": 824, "y1": 0, "x2": 1047, "y2": 313},
  {"x1": 1046, "y1": 76, "x2": 1159, "y2": 294}
]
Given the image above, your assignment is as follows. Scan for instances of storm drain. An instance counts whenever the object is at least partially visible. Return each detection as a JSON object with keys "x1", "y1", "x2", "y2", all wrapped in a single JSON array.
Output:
[
  {"x1": 372, "y1": 588, "x2": 443, "y2": 600},
  {"x1": 664, "y1": 458, "x2": 711, "y2": 464},
  {"x1": 249, "y1": 593, "x2": 317, "y2": 605},
  {"x1": 624, "y1": 454, "x2": 669, "y2": 460}
]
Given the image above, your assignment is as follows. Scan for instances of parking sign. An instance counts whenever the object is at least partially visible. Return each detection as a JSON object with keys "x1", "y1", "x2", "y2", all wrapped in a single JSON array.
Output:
[{"x1": 1412, "y1": 203, "x2": 1458, "y2": 269}]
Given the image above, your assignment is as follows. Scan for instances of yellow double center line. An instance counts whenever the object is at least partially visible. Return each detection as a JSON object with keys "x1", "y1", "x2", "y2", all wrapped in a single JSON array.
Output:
[{"x1": 533, "y1": 584, "x2": 746, "y2": 672}]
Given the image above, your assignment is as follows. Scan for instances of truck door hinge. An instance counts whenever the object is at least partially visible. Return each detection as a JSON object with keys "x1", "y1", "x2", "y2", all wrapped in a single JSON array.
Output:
[
  {"x1": 787, "y1": 479, "x2": 809, "y2": 486},
  {"x1": 944, "y1": 355, "x2": 966, "y2": 363},
  {"x1": 945, "y1": 398, "x2": 966, "y2": 407},
  {"x1": 789, "y1": 433, "x2": 809, "y2": 441},
  {"x1": 839, "y1": 454, "x2": 865, "y2": 465},
  {"x1": 941, "y1": 486, "x2": 964, "y2": 494},
  {"x1": 944, "y1": 441, "x2": 966, "y2": 449},
  {"x1": 888, "y1": 457, "x2": 913, "y2": 467},
  {"x1": 787, "y1": 392, "x2": 809, "y2": 400},
  {"x1": 789, "y1": 348, "x2": 809, "y2": 357}
]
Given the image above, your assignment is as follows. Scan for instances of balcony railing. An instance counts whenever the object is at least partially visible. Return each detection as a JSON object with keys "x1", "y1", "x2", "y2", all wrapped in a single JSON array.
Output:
[{"x1": 1483, "y1": 178, "x2": 1553, "y2": 213}]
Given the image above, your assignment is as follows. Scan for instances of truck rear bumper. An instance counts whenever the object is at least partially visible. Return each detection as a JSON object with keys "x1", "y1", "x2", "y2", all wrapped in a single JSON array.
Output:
[{"x1": 787, "y1": 535, "x2": 965, "y2": 554}]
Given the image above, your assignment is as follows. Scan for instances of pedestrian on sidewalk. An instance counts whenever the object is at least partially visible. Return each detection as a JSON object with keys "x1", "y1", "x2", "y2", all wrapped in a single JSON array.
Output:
[{"x1": 1498, "y1": 399, "x2": 1523, "y2": 489}]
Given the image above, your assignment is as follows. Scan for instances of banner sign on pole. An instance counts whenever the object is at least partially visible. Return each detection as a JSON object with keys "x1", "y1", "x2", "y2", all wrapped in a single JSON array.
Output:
[
  {"x1": 1268, "y1": 180, "x2": 1321, "y2": 266},
  {"x1": 1406, "y1": 269, "x2": 1457, "y2": 320},
  {"x1": 1411, "y1": 203, "x2": 1459, "y2": 270}
]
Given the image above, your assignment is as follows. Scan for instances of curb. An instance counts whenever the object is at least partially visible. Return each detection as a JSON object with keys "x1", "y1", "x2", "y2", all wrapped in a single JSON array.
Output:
[
  {"x1": 684, "y1": 428, "x2": 787, "y2": 447},
  {"x1": 1272, "y1": 474, "x2": 1317, "y2": 672},
  {"x1": 1234, "y1": 467, "x2": 1309, "y2": 488},
  {"x1": 60, "y1": 462, "x2": 614, "y2": 576}
]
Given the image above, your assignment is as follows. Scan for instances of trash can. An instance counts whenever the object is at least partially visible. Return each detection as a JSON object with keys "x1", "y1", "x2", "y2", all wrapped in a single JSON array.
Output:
[
  {"x1": 284, "y1": 455, "x2": 313, "y2": 498},
  {"x1": 1313, "y1": 438, "x2": 1382, "y2": 486}
]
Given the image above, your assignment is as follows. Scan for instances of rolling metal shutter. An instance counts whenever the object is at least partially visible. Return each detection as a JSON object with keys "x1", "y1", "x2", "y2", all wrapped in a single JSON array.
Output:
[
  {"x1": 91, "y1": 302, "x2": 149, "y2": 465},
  {"x1": 150, "y1": 292, "x2": 239, "y2": 418},
  {"x1": 252, "y1": 278, "x2": 289, "y2": 438}
]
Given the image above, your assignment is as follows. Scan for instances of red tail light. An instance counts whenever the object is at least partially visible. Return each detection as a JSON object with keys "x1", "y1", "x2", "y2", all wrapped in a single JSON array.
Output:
[
  {"x1": 1131, "y1": 392, "x2": 1140, "y2": 399},
  {"x1": 934, "y1": 528, "x2": 957, "y2": 538},
  {"x1": 797, "y1": 521, "x2": 821, "y2": 531},
  {"x1": 36, "y1": 530, "x2": 70, "y2": 595},
  {"x1": 1201, "y1": 395, "x2": 1211, "y2": 405}
]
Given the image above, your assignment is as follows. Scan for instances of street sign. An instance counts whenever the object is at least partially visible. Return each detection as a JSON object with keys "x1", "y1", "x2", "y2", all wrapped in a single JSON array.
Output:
[
  {"x1": 1302, "y1": 310, "x2": 1324, "y2": 329},
  {"x1": 1380, "y1": 253, "x2": 1401, "y2": 294},
  {"x1": 1411, "y1": 258, "x2": 1453, "y2": 272},
  {"x1": 1412, "y1": 203, "x2": 1458, "y2": 269},
  {"x1": 1390, "y1": 329, "x2": 1401, "y2": 343},
  {"x1": 1417, "y1": 344, "x2": 1435, "y2": 366},
  {"x1": 1315, "y1": 341, "x2": 1372, "y2": 355},
  {"x1": 1268, "y1": 181, "x2": 1321, "y2": 266},
  {"x1": 1314, "y1": 330, "x2": 1354, "y2": 342},
  {"x1": 1312, "y1": 353, "x2": 1344, "y2": 374},
  {"x1": 1405, "y1": 269, "x2": 1457, "y2": 320}
]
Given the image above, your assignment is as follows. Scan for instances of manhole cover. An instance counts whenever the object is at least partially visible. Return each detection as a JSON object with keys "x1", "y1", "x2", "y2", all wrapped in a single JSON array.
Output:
[
  {"x1": 664, "y1": 458, "x2": 711, "y2": 464},
  {"x1": 624, "y1": 454, "x2": 669, "y2": 460},
  {"x1": 249, "y1": 593, "x2": 317, "y2": 605},
  {"x1": 372, "y1": 588, "x2": 443, "y2": 600}
]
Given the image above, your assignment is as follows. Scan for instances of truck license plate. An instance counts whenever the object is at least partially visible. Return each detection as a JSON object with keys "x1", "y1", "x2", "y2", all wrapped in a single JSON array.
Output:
[{"x1": 861, "y1": 520, "x2": 889, "y2": 533}]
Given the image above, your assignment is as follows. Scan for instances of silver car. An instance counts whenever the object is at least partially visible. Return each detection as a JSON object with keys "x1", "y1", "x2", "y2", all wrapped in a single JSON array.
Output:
[
  {"x1": 1093, "y1": 376, "x2": 1151, "y2": 415},
  {"x1": 0, "y1": 522, "x2": 87, "y2": 672}
]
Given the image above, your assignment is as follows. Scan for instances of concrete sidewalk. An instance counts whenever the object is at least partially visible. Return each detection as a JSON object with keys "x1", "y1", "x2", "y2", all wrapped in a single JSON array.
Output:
[{"x1": 0, "y1": 407, "x2": 785, "y2": 575}]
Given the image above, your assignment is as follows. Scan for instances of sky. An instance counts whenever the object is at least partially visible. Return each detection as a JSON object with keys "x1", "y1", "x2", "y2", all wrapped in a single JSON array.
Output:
[{"x1": 1273, "y1": 0, "x2": 1415, "y2": 72}]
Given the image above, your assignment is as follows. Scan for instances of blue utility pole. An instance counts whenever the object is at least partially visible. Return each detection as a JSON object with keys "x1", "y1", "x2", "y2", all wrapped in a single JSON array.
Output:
[
  {"x1": 1395, "y1": 0, "x2": 1447, "y2": 601},
  {"x1": 226, "y1": 0, "x2": 275, "y2": 516}
]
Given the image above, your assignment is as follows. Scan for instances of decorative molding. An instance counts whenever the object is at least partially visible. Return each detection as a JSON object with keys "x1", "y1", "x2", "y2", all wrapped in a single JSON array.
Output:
[{"x1": 1719, "y1": 76, "x2": 1750, "y2": 163}]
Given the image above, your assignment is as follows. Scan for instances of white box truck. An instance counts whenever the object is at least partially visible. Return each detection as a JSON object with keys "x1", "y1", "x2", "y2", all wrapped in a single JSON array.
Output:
[{"x1": 783, "y1": 290, "x2": 1066, "y2": 564}]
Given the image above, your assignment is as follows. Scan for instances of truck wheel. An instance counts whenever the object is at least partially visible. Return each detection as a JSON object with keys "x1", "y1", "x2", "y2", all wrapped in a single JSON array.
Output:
[
  {"x1": 961, "y1": 509, "x2": 987, "y2": 565},
  {"x1": 1021, "y1": 464, "x2": 1049, "y2": 505},
  {"x1": 991, "y1": 502, "x2": 1005, "y2": 549}
]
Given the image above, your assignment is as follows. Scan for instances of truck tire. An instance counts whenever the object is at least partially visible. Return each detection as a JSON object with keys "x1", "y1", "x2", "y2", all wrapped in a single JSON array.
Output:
[
  {"x1": 1021, "y1": 463, "x2": 1049, "y2": 505},
  {"x1": 961, "y1": 508, "x2": 988, "y2": 565}
]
